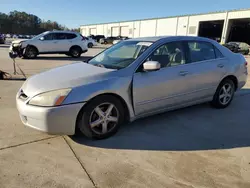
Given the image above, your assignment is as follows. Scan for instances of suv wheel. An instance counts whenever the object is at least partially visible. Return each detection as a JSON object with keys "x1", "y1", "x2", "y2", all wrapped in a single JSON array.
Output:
[
  {"x1": 24, "y1": 46, "x2": 38, "y2": 59},
  {"x1": 88, "y1": 43, "x2": 93, "y2": 48},
  {"x1": 70, "y1": 46, "x2": 82, "y2": 58}
]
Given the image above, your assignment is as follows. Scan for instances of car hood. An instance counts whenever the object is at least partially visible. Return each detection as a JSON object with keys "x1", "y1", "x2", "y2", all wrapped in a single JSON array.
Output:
[
  {"x1": 21, "y1": 62, "x2": 116, "y2": 97},
  {"x1": 12, "y1": 39, "x2": 29, "y2": 44}
]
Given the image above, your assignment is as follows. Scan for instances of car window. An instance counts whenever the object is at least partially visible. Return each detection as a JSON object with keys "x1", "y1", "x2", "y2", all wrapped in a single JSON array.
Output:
[
  {"x1": 148, "y1": 42, "x2": 186, "y2": 68},
  {"x1": 88, "y1": 41, "x2": 152, "y2": 69},
  {"x1": 214, "y1": 47, "x2": 224, "y2": 58},
  {"x1": 66, "y1": 33, "x2": 77, "y2": 39},
  {"x1": 43, "y1": 33, "x2": 54, "y2": 40},
  {"x1": 54, "y1": 33, "x2": 67, "y2": 40},
  {"x1": 188, "y1": 41, "x2": 215, "y2": 63}
]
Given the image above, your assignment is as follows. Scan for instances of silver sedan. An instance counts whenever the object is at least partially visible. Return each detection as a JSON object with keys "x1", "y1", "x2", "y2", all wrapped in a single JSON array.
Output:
[{"x1": 16, "y1": 36, "x2": 248, "y2": 139}]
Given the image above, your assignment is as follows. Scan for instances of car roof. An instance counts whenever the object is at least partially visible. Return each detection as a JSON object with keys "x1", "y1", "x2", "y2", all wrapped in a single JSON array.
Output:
[
  {"x1": 49, "y1": 30, "x2": 79, "y2": 34},
  {"x1": 128, "y1": 36, "x2": 216, "y2": 43}
]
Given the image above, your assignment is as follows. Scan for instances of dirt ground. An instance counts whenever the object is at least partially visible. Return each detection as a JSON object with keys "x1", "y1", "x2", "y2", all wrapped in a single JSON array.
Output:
[{"x1": 1, "y1": 44, "x2": 250, "y2": 188}]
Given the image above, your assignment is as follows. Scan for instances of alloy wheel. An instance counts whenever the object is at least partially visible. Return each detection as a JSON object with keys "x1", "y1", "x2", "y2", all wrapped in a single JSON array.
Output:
[
  {"x1": 89, "y1": 103, "x2": 119, "y2": 135},
  {"x1": 219, "y1": 83, "x2": 233, "y2": 105}
]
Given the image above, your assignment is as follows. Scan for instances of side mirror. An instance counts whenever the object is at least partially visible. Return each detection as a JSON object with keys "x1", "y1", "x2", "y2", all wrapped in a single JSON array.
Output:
[
  {"x1": 39, "y1": 37, "x2": 44, "y2": 41},
  {"x1": 143, "y1": 61, "x2": 161, "y2": 71}
]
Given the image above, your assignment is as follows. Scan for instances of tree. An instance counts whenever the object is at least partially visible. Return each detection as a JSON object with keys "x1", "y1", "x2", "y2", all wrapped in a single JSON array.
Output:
[{"x1": 0, "y1": 10, "x2": 70, "y2": 35}]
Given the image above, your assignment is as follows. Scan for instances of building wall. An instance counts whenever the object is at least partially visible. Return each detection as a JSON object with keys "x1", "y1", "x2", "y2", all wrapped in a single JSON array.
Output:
[
  {"x1": 177, "y1": 16, "x2": 189, "y2": 35},
  {"x1": 80, "y1": 9, "x2": 250, "y2": 41},
  {"x1": 140, "y1": 20, "x2": 157, "y2": 37},
  {"x1": 156, "y1": 17, "x2": 178, "y2": 36}
]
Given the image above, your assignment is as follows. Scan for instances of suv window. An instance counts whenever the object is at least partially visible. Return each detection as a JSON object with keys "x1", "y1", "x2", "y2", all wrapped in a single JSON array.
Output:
[
  {"x1": 188, "y1": 41, "x2": 215, "y2": 63},
  {"x1": 66, "y1": 33, "x2": 77, "y2": 39},
  {"x1": 148, "y1": 42, "x2": 186, "y2": 68},
  {"x1": 43, "y1": 33, "x2": 54, "y2": 40},
  {"x1": 54, "y1": 33, "x2": 67, "y2": 40}
]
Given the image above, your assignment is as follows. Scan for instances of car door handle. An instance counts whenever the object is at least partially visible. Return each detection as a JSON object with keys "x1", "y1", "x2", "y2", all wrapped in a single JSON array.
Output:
[
  {"x1": 217, "y1": 64, "x2": 224, "y2": 68},
  {"x1": 53, "y1": 41, "x2": 58, "y2": 44},
  {"x1": 179, "y1": 71, "x2": 189, "y2": 76}
]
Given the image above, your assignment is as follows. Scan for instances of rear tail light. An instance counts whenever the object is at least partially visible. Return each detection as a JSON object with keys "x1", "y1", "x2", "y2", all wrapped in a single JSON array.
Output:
[{"x1": 245, "y1": 61, "x2": 248, "y2": 67}]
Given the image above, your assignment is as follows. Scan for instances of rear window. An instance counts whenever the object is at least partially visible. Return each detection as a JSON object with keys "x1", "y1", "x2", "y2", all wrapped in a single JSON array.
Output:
[
  {"x1": 188, "y1": 41, "x2": 216, "y2": 63},
  {"x1": 54, "y1": 33, "x2": 67, "y2": 40},
  {"x1": 66, "y1": 33, "x2": 77, "y2": 39}
]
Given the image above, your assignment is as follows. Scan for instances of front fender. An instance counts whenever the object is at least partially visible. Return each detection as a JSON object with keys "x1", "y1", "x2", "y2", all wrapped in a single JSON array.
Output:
[{"x1": 62, "y1": 76, "x2": 135, "y2": 120}]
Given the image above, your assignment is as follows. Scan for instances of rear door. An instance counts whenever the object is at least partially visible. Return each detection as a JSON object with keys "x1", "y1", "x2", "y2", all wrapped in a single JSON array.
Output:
[
  {"x1": 53, "y1": 33, "x2": 70, "y2": 52},
  {"x1": 182, "y1": 41, "x2": 227, "y2": 99}
]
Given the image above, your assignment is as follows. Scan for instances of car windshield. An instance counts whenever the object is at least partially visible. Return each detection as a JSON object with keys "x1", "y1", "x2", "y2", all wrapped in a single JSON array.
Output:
[
  {"x1": 32, "y1": 32, "x2": 49, "y2": 40},
  {"x1": 88, "y1": 40, "x2": 153, "y2": 69}
]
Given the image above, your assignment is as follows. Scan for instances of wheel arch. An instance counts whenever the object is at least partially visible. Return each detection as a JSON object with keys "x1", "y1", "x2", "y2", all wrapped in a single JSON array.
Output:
[
  {"x1": 69, "y1": 45, "x2": 82, "y2": 52},
  {"x1": 75, "y1": 93, "x2": 130, "y2": 133},
  {"x1": 220, "y1": 75, "x2": 238, "y2": 91},
  {"x1": 26, "y1": 44, "x2": 39, "y2": 53}
]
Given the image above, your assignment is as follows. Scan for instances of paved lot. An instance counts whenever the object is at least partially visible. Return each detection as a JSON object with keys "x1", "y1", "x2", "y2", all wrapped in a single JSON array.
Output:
[{"x1": 1, "y1": 44, "x2": 250, "y2": 188}]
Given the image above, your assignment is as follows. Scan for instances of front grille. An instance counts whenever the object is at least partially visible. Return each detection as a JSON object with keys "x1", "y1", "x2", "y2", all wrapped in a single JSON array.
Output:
[{"x1": 19, "y1": 90, "x2": 28, "y2": 101}]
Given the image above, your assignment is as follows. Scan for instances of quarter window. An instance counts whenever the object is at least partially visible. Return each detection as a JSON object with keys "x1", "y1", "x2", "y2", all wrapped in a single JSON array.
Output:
[
  {"x1": 214, "y1": 47, "x2": 224, "y2": 58},
  {"x1": 148, "y1": 42, "x2": 186, "y2": 68},
  {"x1": 188, "y1": 41, "x2": 215, "y2": 63}
]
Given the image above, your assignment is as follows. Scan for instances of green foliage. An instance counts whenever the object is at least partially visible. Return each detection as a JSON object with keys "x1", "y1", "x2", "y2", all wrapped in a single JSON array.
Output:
[{"x1": 0, "y1": 10, "x2": 79, "y2": 34}]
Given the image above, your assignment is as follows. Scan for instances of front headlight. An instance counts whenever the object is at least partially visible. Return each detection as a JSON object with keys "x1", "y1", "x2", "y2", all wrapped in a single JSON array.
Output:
[{"x1": 28, "y1": 88, "x2": 72, "y2": 107}]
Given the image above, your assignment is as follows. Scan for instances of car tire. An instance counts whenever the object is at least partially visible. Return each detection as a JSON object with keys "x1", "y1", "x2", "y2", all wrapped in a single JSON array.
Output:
[
  {"x1": 88, "y1": 43, "x2": 93, "y2": 48},
  {"x1": 77, "y1": 95, "x2": 125, "y2": 139},
  {"x1": 70, "y1": 46, "x2": 82, "y2": 58},
  {"x1": 244, "y1": 49, "x2": 249, "y2": 55},
  {"x1": 211, "y1": 78, "x2": 235, "y2": 109},
  {"x1": 23, "y1": 46, "x2": 38, "y2": 59},
  {"x1": 104, "y1": 41, "x2": 107, "y2": 45}
]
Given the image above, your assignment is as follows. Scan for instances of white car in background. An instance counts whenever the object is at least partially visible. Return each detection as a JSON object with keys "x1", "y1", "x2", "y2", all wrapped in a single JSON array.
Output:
[
  {"x1": 85, "y1": 37, "x2": 98, "y2": 48},
  {"x1": 10, "y1": 31, "x2": 88, "y2": 59}
]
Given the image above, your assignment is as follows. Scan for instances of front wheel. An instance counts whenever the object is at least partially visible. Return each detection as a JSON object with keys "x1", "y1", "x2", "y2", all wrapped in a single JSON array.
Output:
[
  {"x1": 77, "y1": 96, "x2": 125, "y2": 139},
  {"x1": 23, "y1": 46, "x2": 38, "y2": 59},
  {"x1": 211, "y1": 79, "x2": 235, "y2": 109}
]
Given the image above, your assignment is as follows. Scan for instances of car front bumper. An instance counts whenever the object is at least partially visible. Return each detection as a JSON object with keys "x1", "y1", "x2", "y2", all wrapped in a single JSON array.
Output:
[{"x1": 16, "y1": 97, "x2": 85, "y2": 135}]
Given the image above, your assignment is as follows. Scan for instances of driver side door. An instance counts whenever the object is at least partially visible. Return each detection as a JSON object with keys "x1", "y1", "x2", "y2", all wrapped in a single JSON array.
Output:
[
  {"x1": 132, "y1": 41, "x2": 192, "y2": 116},
  {"x1": 34, "y1": 33, "x2": 55, "y2": 52}
]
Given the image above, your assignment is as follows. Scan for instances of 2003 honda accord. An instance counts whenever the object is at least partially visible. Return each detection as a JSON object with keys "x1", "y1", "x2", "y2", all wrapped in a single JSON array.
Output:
[{"x1": 16, "y1": 36, "x2": 248, "y2": 139}]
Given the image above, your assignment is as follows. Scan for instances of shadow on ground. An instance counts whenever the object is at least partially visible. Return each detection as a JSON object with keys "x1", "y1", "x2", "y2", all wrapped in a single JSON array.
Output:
[
  {"x1": 25, "y1": 55, "x2": 93, "y2": 62},
  {"x1": 71, "y1": 88, "x2": 250, "y2": 151}
]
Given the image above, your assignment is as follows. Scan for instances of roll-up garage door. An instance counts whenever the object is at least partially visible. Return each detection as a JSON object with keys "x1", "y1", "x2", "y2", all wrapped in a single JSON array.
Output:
[
  {"x1": 90, "y1": 28, "x2": 97, "y2": 35},
  {"x1": 120, "y1": 26, "x2": 129, "y2": 37},
  {"x1": 111, "y1": 27, "x2": 120, "y2": 36}
]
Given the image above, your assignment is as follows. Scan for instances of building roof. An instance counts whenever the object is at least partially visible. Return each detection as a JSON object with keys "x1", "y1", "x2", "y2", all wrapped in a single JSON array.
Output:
[
  {"x1": 80, "y1": 8, "x2": 250, "y2": 27},
  {"x1": 128, "y1": 35, "x2": 214, "y2": 42}
]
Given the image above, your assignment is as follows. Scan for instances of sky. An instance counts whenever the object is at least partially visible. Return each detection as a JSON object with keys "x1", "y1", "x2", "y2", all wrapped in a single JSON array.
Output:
[{"x1": 1, "y1": 0, "x2": 250, "y2": 28}]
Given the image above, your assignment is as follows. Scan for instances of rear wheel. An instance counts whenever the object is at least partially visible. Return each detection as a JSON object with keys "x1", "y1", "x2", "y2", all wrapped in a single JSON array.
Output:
[
  {"x1": 23, "y1": 46, "x2": 38, "y2": 59},
  {"x1": 77, "y1": 96, "x2": 125, "y2": 139},
  {"x1": 88, "y1": 43, "x2": 93, "y2": 48},
  {"x1": 211, "y1": 78, "x2": 235, "y2": 108},
  {"x1": 70, "y1": 46, "x2": 82, "y2": 58}
]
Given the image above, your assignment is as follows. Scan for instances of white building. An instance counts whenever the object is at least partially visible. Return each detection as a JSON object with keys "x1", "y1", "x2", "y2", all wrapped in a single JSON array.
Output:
[{"x1": 80, "y1": 9, "x2": 250, "y2": 44}]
